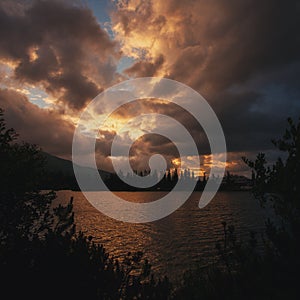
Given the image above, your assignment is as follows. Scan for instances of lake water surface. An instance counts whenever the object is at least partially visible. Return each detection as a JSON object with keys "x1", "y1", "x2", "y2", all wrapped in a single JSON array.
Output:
[{"x1": 55, "y1": 191, "x2": 267, "y2": 279}]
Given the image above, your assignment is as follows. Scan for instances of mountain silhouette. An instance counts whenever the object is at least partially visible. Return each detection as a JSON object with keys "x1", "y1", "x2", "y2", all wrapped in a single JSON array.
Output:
[{"x1": 40, "y1": 152, "x2": 111, "y2": 190}]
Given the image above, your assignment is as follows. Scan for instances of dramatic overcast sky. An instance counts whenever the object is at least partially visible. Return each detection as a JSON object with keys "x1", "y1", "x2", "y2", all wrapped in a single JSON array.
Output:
[{"x1": 0, "y1": 0, "x2": 299, "y2": 176}]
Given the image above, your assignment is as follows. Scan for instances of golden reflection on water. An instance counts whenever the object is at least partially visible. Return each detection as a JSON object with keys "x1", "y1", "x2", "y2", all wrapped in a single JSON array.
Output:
[{"x1": 54, "y1": 191, "x2": 265, "y2": 279}]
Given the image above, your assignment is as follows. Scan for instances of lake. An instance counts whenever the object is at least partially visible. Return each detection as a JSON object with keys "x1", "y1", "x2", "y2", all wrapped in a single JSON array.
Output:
[{"x1": 55, "y1": 191, "x2": 267, "y2": 280}]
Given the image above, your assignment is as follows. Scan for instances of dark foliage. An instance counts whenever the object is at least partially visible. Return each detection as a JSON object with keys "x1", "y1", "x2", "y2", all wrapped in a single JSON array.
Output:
[{"x1": 174, "y1": 117, "x2": 300, "y2": 299}]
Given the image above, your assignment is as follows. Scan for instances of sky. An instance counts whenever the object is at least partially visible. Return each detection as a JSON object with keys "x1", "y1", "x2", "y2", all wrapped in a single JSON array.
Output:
[{"x1": 0, "y1": 0, "x2": 299, "y2": 177}]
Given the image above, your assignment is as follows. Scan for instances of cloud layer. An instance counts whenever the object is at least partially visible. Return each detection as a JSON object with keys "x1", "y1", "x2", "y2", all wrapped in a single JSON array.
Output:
[
  {"x1": 1, "y1": 0, "x2": 299, "y2": 175},
  {"x1": 0, "y1": 0, "x2": 119, "y2": 110},
  {"x1": 112, "y1": 0, "x2": 300, "y2": 153},
  {"x1": 0, "y1": 88, "x2": 74, "y2": 157}
]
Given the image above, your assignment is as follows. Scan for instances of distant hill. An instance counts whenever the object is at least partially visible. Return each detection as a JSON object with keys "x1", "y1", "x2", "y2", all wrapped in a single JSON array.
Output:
[
  {"x1": 42, "y1": 152, "x2": 111, "y2": 178},
  {"x1": 40, "y1": 152, "x2": 111, "y2": 190}
]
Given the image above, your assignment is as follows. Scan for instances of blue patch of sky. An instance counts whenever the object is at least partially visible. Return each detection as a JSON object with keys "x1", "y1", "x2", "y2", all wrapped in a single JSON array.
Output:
[
  {"x1": 0, "y1": 64, "x2": 49, "y2": 108},
  {"x1": 26, "y1": 87, "x2": 51, "y2": 108},
  {"x1": 86, "y1": 0, "x2": 135, "y2": 72},
  {"x1": 117, "y1": 56, "x2": 135, "y2": 73},
  {"x1": 85, "y1": 0, "x2": 114, "y2": 37}
]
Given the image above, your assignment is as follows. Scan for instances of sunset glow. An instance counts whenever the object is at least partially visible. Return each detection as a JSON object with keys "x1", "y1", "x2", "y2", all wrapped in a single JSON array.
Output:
[
  {"x1": 0, "y1": 0, "x2": 298, "y2": 176},
  {"x1": 1, "y1": 1, "x2": 299, "y2": 297}
]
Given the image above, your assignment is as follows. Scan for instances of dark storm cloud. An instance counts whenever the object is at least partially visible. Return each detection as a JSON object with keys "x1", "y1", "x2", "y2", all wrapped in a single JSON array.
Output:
[
  {"x1": 0, "y1": 88, "x2": 74, "y2": 157},
  {"x1": 168, "y1": 0, "x2": 300, "y2": 92},
  {"x1": 126, "y1": 134, "x2": 179, "y2": 171},
  {"x1": 211, "y1": 91, "x2": 287, "y2": 152},
  {"x1": 114, "y1": 0, "x2": 300, "y2": 90},
  {"x1": 107, "y1": 98, "x2": 210, "y2": 154},
  {"x1": 112, "y1": 0, "x2": 300, "y2": 156},
  {"x1": 0, "y1": 0, "x2": 118, "y2": 109},
  {"x1": 124, "y1": 54, "x2": 164, "y2": 77}
]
